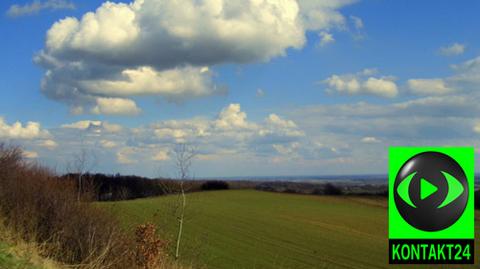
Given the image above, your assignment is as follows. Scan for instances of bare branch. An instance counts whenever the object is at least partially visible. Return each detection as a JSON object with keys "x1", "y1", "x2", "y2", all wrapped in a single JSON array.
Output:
[
  {"x1": 171, "y1": 143, "x2": 196, "y2": 260},
  {"x1": 67, "y1": 147, "x2": 98, "y2": 202}
]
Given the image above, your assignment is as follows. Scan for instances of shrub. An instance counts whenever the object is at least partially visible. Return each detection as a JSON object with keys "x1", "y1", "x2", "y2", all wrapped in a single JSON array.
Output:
[
  {"x1": 135, "y1": 223, "x2": 167, "y2": 269},
  {"x1": 0, "y1": 144, "x2": 135, "y2": 268},
  {"x1": 201, "y1": 180, "x2": 229, "y2": 191}
]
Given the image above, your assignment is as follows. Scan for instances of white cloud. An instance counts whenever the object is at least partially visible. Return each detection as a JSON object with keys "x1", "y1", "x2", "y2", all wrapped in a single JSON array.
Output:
[
  {"x1": 147, "y1": 118, "x2": 212, "y2": 144},
  {"x1": 324, "y1": 75, "x2": 361, "y2": 93},
  {"x1": 116, "y1": 147, "x2": 138, "y2": 164},
  {"x1": 196, "y1": 149, "x2": 238, "y2": 161},
  {"x1": 107, "y1": 102, "x2": 304, "y2": 165},
  {"x1": 406, "y1": 55, "x2": 480, "y2": 97},
  {"x1": 258, "y1": 114, "x2": 304, "y2": 139},
  {"x1": 361, "y1": 136, "x2": 380, "y2": 143},
  {"x1": 80, "y1": 66, "x2": 221, "y2": 101},
  {"x1": 43, "y1": 0, "x2": 305, "y2": 63},
  {"x1": 18, "y1": 53, "x2": 480, "y2": 175},
  {"x1": 318, "y1": 31, "x2": 335, "y2": 47},
  {"x1": 7, "y1": 0, "x2": 75, "y2": 17},
  {"x1": 282, "y1": 93, "x2": 480, "y2": 174},
  {"x1": 273, "y1": 142, "x2": 300, "y2": 155},
  {"x1": 363, "y1": 78, "x2": 398, "y2": 98},
  {"x1": 265, "y1": 114, "x2": 303, "y2": 135},
  {"x1": 39, "y1": 139, "x2": 58, "y2": 149},
  {"x1": 23, "y1": 151, "x2": 39, "y2": 159},
  {"x1": 215, "y1": 104, "x2": 256, "y2": 130},
  {"x1": 61, "y1": 120, "x2": 122, "y2": 133},
  {"x1": 91, "y1": 97, "x2": 141, "y2": 116},
  {"x1": 266, "y1": 114, "x2": 298, "y2": 129},
  {"x1": 297, "y1": 0, "x2": 356, "y2": 30},
  {"x1": 0, "y1": 117, "x2": 50, "y2": 140},
  {"x1": 292, "y1": 94, "x2": 480, "y2": 142},
  {"x1": 18, "y1": 90, "x2": 480, "y2": 175},
  {"x1": 100, "y1": 140, "x2": 117, "y2": 149},
  {"x1": 154, "y1": 128, "x2": 188, "y2": 143},
  {"x1": 36, "y1": 0, "x2": 356, "y2": 114},
  {"x1": 439, "y1": 43, "x2": 466, "y2": 56},
  {"x1": 10, "y1": 93, "x2": 478, "y2": 176},
  {"x1": 152, "y1": 150, "x2": 169, "y2": 161},
  {"x1": 61, "y1": 120, "x2": 101, "y2": 129},
  {"x1": 360, "y1": 68, "x2": 378, "y2": 76},
  {"x1": 407, "y1": 78, "x2": 454, "y2": 95},
  {"x1": 323, "y1": 69, "x2": 398, "y2": 98},
  {"x1": 450, "y1": 56, "x2": 480, "y2": 84},
  {"x1": 129, "y1": 103, "x2": 304, "y2": 159},
  {"x1": 473, "y1": 123, "x2": 480, "y2": 134}
]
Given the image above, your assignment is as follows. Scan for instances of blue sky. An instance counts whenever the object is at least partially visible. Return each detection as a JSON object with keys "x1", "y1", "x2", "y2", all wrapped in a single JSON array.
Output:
[{"x1": 1, "y1": 0, "x2": 480, "y2": 177}]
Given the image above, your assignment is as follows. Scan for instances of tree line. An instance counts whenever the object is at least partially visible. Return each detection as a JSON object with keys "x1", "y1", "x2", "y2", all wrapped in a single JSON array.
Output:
[{"x1": 61, "y1": 173, "x2": 230, "y2": 201}]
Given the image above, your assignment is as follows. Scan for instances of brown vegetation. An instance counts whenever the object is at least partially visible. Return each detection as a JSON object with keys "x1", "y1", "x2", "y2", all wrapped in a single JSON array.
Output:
[
  {"x1": 135, "y1": 223, "x2": 167, "y2": 269},
  {"x1": 0, "y1": 144, "x2": 181, "y2": 269}
]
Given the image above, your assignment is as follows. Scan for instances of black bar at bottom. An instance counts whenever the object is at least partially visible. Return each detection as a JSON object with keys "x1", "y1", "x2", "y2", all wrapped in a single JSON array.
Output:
[{"x1": 389, "y1": 239, "x2": 474, "y2": 264}]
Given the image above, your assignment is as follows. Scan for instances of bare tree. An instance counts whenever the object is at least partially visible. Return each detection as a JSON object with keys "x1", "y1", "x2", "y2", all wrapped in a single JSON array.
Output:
[
  {"x1": 67, "y1": 148, "x2": 97, "y2": 201},
  {"x1": 172, "y1": 143, "x2": 196, "y2": 260}
]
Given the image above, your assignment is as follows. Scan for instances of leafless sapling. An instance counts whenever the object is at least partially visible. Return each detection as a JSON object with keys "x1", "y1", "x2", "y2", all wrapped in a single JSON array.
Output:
[{"x1": 172, "y1": 143, "x2": 196, "y2": 260}]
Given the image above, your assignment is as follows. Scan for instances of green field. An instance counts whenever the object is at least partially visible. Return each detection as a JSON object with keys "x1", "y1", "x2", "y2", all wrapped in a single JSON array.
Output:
[{"x1": 102, "y1": 190, "x2": 480, "y2": 269}]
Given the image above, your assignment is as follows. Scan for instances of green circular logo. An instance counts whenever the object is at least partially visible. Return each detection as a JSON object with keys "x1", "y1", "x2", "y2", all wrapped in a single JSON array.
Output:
[{"x1": 394, "y1": 151, "x2": 468, "y2": 231}]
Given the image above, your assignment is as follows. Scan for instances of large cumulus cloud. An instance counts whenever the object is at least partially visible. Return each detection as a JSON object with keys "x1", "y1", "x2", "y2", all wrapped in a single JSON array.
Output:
[{"x1": 36, "y1": 0, "x2": 356, "y2": 115}]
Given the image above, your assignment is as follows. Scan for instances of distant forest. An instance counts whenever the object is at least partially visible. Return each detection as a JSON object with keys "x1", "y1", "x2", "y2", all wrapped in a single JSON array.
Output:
[{"x1": 61, "y1": 173, "x2": 232, "y2": 201}]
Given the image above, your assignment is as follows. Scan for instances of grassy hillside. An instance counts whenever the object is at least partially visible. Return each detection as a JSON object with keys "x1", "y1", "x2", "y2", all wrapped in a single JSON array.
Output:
[{"x1": 102, "y1": 190, "x2": 479, "y2": 269}]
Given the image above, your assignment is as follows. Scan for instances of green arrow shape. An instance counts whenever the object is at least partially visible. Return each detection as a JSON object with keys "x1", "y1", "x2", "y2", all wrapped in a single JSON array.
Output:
[
  {"x1": 397, "y1": 172, "x2": 416, "y2": 208},
  {"x1": 438, "y1": 171, "x2": 464, "y2": 208},
  {"x1": 420, "y1": 178, "x2": 438, "y2": 200}
]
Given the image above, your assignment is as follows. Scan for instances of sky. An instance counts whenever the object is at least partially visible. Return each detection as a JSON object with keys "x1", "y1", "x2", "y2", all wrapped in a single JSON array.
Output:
[{"x1": 1, "y1": 0, "x2": 480, "y2": 177}]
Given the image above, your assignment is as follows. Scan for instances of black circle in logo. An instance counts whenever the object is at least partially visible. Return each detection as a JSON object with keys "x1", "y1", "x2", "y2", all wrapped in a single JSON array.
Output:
[{"x1": 394, "y1": 151, "x2": 468, "y2": 231}]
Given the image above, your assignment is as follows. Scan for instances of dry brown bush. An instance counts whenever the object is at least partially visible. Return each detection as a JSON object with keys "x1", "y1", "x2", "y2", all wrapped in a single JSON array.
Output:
[
  {"x1": 0, "y1": 143, "x2": 136, "y2": 268},
  {"x1": 135, "y1": 223, "x2": 167, "y2": 269}
]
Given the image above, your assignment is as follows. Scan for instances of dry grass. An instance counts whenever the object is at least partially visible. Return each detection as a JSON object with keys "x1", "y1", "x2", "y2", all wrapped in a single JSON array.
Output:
[
  {"x1": 1, "y1": 221, "x2": 191, "y2": 269},
  {"x1": 0, "y1": 217, "x2": 63, "y2": 269}
]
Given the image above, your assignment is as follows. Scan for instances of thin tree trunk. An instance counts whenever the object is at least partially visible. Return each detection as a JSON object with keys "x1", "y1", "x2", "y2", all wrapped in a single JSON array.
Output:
[{"x1": 175, "y1": 182, "x2": 186, "y2": 259}]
